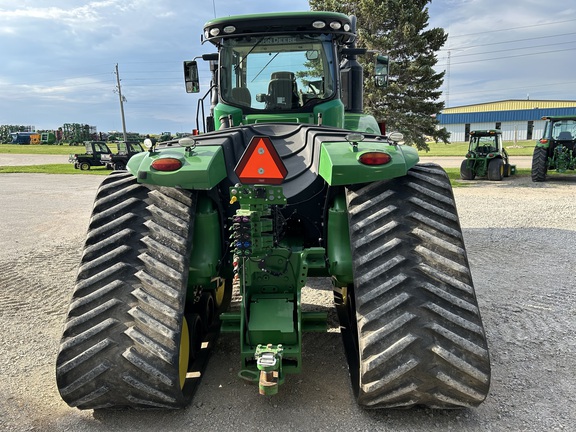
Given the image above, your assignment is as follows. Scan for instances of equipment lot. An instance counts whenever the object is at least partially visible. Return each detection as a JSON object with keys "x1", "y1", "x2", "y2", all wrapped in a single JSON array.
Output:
[{"x1": 0, "y1": 171, "x2": 575, "y2": 431}]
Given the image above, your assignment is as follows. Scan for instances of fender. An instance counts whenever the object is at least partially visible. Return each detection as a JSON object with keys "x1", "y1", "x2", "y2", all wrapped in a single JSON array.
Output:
[
  {"x1": 127, "y1": 145, "x2": 227, "y2": 190},
  {"x1": 318, "y1": 138, "x2": 420, "y2": 186}
]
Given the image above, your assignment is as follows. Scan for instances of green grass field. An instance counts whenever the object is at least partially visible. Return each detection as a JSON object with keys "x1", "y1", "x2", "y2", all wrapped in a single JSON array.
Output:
[
  {"x1": 0, "y1": 139, "x2": 539, "y2": 186},
  {"x1": 0, "y1": 143, "x2": 119, "y2": 155},
  {"x1": 1, "y1": 140, "x2": 536, "y2": 157},
  {"x1": 418, "y1": 140, "x2": 536, "y2": 157},
  {"x1": 0, "y1": 164, "x2": 111, "y2": 175}
]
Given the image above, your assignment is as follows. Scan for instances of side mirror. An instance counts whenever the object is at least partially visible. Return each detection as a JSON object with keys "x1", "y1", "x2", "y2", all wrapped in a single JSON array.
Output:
[
  {"x1": 375, "y1": 55, "x2": 389, "y2": 88},
  {"x1": 184, "y1": 60, "x2": 200, "y2": 93}
]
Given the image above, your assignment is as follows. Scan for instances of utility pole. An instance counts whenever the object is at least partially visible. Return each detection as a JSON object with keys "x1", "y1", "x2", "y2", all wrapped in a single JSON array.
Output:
[
  {"x1": 115, "y1": 63, "x2": 128, "y2": 142},
  {"x1": 445, "y1": 50, "x2": 451, "y2": 108}
]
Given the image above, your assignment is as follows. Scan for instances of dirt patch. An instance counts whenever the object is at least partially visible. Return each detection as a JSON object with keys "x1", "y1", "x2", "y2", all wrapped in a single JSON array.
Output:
[{"x1": 0, "y1": 172, "x2": 575, "y2": 432}]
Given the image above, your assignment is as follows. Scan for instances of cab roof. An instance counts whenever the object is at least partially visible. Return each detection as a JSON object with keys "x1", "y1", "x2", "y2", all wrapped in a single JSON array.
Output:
[{"x1": 202, "y1": 11, "x2": 355, "y2": 45}]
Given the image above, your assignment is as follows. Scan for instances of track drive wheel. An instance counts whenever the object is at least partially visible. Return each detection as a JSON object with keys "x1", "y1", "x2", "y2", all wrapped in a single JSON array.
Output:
[
  {"x1": 345, "y1": 163, "x2": 491, "y2": 409},
  {"x1": 531, "y1": 147, "x2": 548, "y2": 182},
  {"x1": 487, "y1": 158, "x2": 503, "y2": 181},
  {"x1": 459, "y1": 160, "x2": 475, "y2": 180},
  {"x1": 56, "y1": 171, "x2": 201, "y2": 409}
]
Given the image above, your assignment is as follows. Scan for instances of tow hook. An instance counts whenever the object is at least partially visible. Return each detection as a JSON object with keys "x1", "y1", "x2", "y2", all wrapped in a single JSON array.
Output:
[{"x1": 256, "y1": 344, "x2": 283, "y2": 395}]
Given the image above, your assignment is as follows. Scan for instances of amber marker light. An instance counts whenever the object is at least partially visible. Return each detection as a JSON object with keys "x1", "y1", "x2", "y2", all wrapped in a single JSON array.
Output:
[
  {"x1": 358, "y1": 152, "x2": 392, "y2": 166},
  {"x1": 151, "y1": 158, "x2": 183, "y2": 171}
]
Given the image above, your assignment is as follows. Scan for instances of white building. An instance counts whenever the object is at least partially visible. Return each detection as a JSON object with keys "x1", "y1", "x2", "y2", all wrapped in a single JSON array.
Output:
[{"x1": 437, "y1": 100, "x2": 576, "y2": 142}]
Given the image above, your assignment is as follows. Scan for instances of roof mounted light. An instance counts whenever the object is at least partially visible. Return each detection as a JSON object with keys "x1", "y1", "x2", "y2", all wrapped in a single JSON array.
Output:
[
  {"x1": 209, "y1": 27, "x2": 220, "y2": 37},
  {"x1": 343, "y1": 23, "x2": 351, "y2": 32},
  {"x1": 345, "y1": 133, "x2": 365, "y2": 143},
  {"x1": 223, "y1": 25, "x2": 236, "y2": 34},
  {"x1": 330, "y1": 21, "x2": 342, "y2": 30},
  {"x1": 204, "y1": 30, "x2": 209, "y2": 39},
  {"x1": 312, "y1": 20, "x2": 326, "y2": 29}
]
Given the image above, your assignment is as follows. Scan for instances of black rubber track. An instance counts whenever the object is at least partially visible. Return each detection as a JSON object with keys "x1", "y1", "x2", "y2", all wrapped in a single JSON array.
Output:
[
  {"x1": 56, "y1": 171, "x2": 198, "y2": 409},
  {"x1": 531, "y1": 147, "x2": 548, "y2": 182},
  {"x1": 345, "y1": 164, "x2": 491, "y2": 409}
]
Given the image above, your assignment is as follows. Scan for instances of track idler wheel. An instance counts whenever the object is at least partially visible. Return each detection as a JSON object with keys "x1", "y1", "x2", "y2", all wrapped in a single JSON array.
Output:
[{"x1": 197, "y1": 291, "x2": 215, "y2": 334}]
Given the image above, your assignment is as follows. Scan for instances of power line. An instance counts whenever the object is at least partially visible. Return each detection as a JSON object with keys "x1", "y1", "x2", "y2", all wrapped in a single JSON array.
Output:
[
  {"x1": 448, "y1": 40, "x2": 576, "y2": 59},
  {"x1": 436, "y1": 46, "x2": 576, "y2": 68},
  {"x1": 447, "y1": 18, "x2": 576, "y2": 38},
  {"x1": 441, "y1": 31, "x2": 576, "y2": 51}
]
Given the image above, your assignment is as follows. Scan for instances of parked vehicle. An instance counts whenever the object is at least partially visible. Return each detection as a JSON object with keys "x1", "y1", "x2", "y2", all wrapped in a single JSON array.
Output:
[
  {"x1": 460, "y1": 129, "x2": 515, "y2": 180},
  {"x1": 532, "y1": 115, "x2": 576, "y2": 181},
  {"x1": 56, "y1": 11, "x2": 490, "y2": 411},
  {"x1": 101, "y1": 141, "x2": 144, "y2": 170},
  {"x1": 68, "y1": 141, "x2": 112, "y2": 170}
]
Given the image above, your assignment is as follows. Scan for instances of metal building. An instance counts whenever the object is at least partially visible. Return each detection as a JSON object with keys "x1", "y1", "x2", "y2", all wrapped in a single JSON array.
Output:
[{"x1": 437, "y1": 100, "x2": 576, "y2": 142}]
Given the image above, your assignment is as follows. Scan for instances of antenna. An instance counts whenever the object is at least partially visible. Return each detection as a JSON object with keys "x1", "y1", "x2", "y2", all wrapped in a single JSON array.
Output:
[{"x1": 212, "y1": 0, "x2": 216, "y2": 17}]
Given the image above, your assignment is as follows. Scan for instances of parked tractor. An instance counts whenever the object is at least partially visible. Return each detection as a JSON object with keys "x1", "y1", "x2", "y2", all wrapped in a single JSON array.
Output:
[
  {"x1": 460, "y1": 129, "x2": 515, "y2": 180},
  {"x1": 532, "y1": 115, "x2": 576, "y2": 182},
  {"x1": 56, "y1": 11, "x2": 490, "y2": 410},
  {"x1": 100, "y1": 140, "x2": 145, "y2": 170},
  {"x1": 68, "y1": 141, "x2": 113, "y2": 170}
]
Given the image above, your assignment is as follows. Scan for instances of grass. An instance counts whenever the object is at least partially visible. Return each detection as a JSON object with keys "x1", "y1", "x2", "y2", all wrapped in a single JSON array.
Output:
[
  {"x1": 2, "y1": 141, "x2": 537, "y2": 157},
  {"x1": 0, "y1": 164, "x2": 536, "y2": 187},
  {"x1": 0, "y1": 143, "x2": 119, "y2": 155},
  {"x1": 419, "y1": 140, "x2": 536, "y2": 157},
  {"x1": 0, "y1": 164, "x2": 111, "y2": 175}
]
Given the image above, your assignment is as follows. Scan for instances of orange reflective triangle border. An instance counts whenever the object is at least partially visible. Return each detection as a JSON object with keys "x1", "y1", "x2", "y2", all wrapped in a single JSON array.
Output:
[{"x1": 234, "y1": 136, "x2": 288, "y2": 184}]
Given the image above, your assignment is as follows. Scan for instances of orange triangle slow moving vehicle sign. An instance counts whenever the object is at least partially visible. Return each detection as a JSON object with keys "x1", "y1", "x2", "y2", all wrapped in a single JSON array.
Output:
[{"x1": 235, "y1": 136, "x2": 288, "y2": 184}]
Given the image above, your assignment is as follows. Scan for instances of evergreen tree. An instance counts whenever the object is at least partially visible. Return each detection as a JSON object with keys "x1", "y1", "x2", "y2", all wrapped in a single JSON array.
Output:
[{"x1": 309, "y1": 0, "x2": 449, "y2": 150}]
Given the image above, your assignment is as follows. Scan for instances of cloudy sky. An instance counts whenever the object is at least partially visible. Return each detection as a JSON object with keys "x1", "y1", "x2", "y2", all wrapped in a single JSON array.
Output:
[{"x1": 1, "y1": 0, "x2": 575, "y2": 134}]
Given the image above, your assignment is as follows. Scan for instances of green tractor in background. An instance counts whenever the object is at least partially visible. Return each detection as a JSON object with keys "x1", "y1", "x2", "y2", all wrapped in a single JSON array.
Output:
[
  {"x1": 532, "y1": 115, "x2": 576, "y2": 182},
  {"x1": 56, "y1": 11, "x2": 490, "y2": 410},
  {"x1": 460, "y1": 129, "x2": 515, "y2": 181}
]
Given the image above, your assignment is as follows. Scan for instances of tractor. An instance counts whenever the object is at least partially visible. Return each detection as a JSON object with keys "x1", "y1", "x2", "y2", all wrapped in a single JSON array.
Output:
[
  {"x1": 460, "y1": 129, "x2": 515, "y2": 181},
  {"x1": 532, "y1": 115, "x2": 576, "y2": 182},
  {"x1": 56, "y1": 11, "x2": 490, "y2": 410}
]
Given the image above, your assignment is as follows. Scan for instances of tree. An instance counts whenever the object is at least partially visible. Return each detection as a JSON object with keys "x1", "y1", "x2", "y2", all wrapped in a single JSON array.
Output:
[{"x1": 309, "y1": 0, "x2": 449, "y2": 150}]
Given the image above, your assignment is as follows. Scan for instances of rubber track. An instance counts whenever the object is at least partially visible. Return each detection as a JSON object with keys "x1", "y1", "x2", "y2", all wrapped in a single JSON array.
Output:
[
  {"x1": 56, "y1": 171, "x2": 197, "y2": 409},
  {"x1": 346, "y1": 164, "x2": 491, "y2": 409},
  {"x1": 531, "y1": 147, "x2": 548, "y2": 182}
]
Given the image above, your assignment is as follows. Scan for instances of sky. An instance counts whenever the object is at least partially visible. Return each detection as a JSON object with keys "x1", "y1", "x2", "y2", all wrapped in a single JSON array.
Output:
[{"x1": 1, "y1": 0, "x2": 575, "y2": 134}]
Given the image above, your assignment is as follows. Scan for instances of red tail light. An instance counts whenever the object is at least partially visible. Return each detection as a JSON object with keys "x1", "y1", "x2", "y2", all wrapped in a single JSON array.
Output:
[
  {"x1": 358, "y1": 152, "x2": 391, "y2": 166},
  {"x1": 151, "y1": 158, "x2": 182, "y2": 171},
  {"x1": 539, "y1": 139, "x2": 549, "y2": 144}
]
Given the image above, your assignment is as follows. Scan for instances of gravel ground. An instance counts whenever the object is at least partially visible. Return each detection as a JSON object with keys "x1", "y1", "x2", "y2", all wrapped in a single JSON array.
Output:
[{"x1": 0, "y1": 168, "x2": 575, "y2": 432}]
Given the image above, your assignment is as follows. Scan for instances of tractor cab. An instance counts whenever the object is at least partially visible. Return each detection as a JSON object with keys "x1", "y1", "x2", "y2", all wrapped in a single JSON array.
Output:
[
  {"x1": 184, "y1": 12, "x2": 389, "y2": 132},
  {"x1": 468, "y1": 130, "x2": 500, "y2": 156}
]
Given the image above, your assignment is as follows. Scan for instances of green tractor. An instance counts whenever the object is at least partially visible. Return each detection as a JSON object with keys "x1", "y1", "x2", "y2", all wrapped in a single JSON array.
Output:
[
  {"x1": 532, "y1": 115, "x2": 576, "y2": 182},
  {"x1": 460, "y1": 129, "x2": 515, "y2": 181},
  {"x1": 56, "y1": 11, "x2": 490, "y2": 410}
]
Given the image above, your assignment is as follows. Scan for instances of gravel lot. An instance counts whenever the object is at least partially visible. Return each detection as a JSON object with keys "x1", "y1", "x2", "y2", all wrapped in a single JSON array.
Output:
[{"x1": 1, "y1": 169, "x2": 575, "y2": 432}]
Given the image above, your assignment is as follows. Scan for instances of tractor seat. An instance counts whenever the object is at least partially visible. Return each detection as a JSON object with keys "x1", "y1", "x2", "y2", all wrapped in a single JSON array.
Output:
[
  {"x1": 267, "y1": 72, "x2": 299, "y2": 109},
  {"x1": 556, "y1": 131, "x2": 573, "y2": 141},
  {"x1": 231, "y1": 87, "x2": 252, "y2": 107}
]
